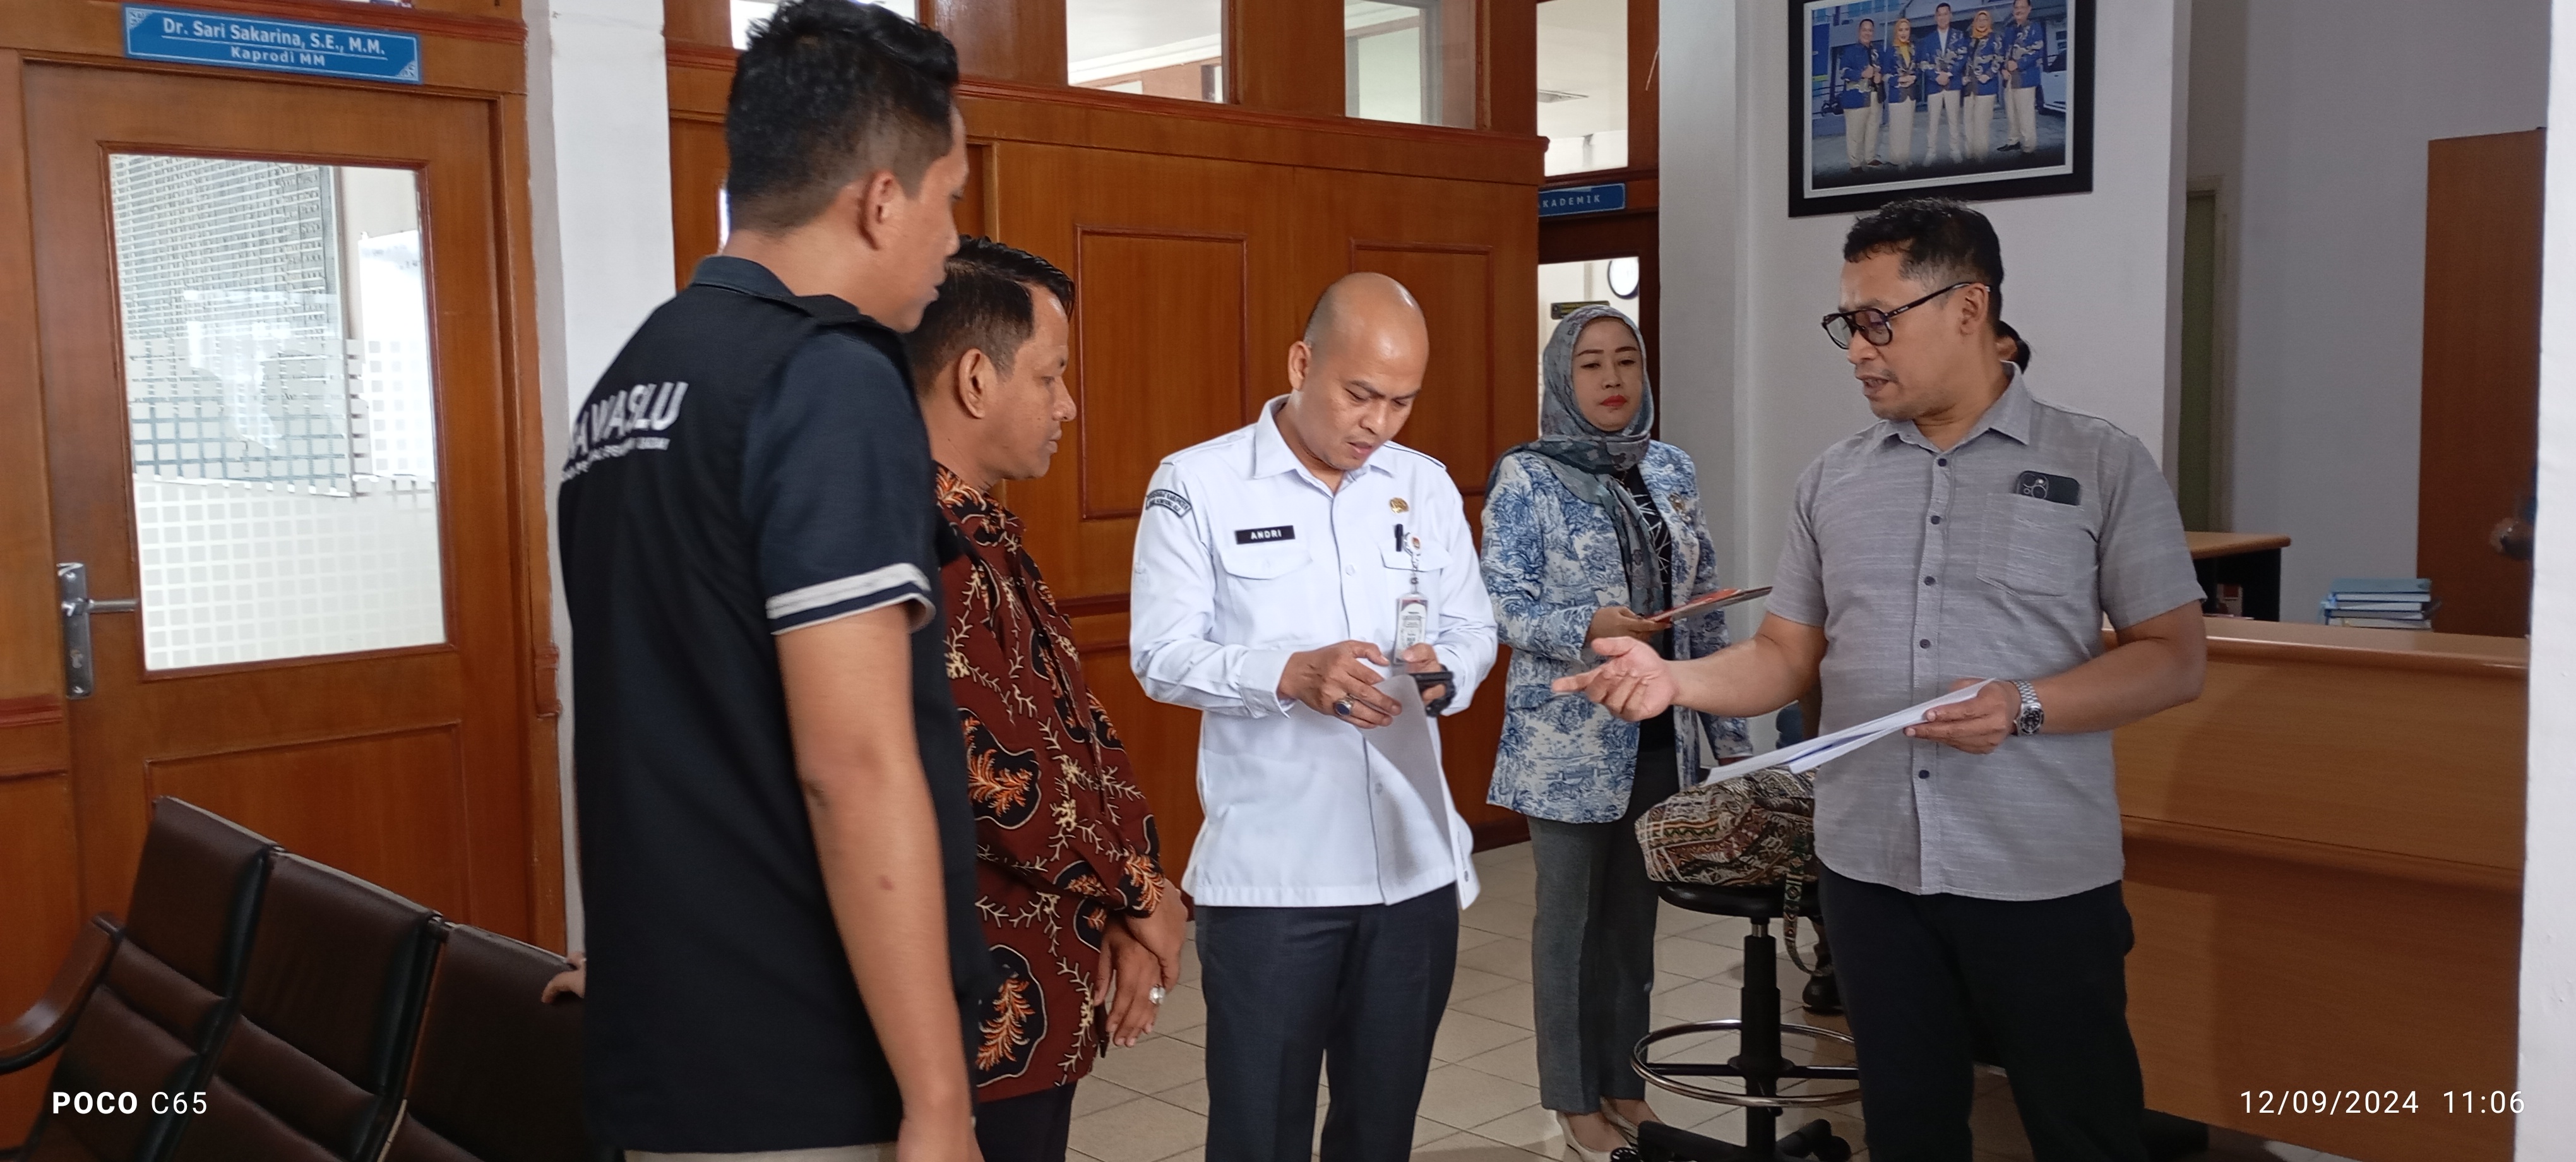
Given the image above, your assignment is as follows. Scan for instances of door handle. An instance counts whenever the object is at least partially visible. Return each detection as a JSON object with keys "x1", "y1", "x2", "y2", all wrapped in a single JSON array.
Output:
[{"x1": 57, "y1": 563, "x2": 138, "y2": 699}]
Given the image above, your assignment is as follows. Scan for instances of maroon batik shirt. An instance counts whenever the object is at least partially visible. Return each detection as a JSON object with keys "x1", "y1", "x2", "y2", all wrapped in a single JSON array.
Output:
[{"x1": 937, "y1": 465, "x2": 1166, "y2": 1101}]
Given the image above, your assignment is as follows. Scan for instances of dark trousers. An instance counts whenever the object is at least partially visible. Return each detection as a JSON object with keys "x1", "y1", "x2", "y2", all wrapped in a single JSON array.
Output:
[
  {"x1": 1197, "y1": 883, "x2": 1459, "y2": 1162},
  {"x1": 975, "y1": 1082, "x2": 1076, "y2": 1162},
  {"x1": 1525, "y1": 740, "x2": 1676, "y2": 1112},
  {"x1": 1820, "y1": 866, "x2": 2147, "y2": 1162}
]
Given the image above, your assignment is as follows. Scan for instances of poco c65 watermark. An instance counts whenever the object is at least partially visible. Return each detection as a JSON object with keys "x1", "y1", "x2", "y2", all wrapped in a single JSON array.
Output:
[{"x1": 49, "y1": 1091, "x2": 208, "y2": 1116}]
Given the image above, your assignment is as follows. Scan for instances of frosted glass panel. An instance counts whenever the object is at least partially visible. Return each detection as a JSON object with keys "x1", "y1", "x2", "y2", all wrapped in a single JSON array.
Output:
[{"x1": 109, "y1": 155, "x2": 444, "y2": 671}]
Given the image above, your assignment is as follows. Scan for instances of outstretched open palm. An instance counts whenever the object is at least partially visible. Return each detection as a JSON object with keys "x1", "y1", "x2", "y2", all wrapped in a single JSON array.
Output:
[{"x1": 1551, "y1": 637, "x2": 1679, "y2": 722}]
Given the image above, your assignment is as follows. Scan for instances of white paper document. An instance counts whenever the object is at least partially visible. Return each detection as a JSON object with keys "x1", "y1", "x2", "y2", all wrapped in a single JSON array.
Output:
[
  {"x1": 1361, "y1": 673, "x2": 1474, "y2": 897},
  {"x1": 1704, "y1": 681, "x2": 1998, "y2": 779},
  {"x1": 1364, "y1": 673, "x2": 1448, "y2": 806}
]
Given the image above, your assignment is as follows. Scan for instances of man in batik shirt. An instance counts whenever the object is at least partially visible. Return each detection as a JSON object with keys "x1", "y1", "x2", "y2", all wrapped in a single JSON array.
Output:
[{"x1": 907, "y1": 237, "x2": 1183, "y2": 1162}]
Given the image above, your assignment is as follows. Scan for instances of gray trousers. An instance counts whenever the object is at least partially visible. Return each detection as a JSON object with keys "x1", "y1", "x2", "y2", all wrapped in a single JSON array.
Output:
[
  {"x1": 1526, "y1": 741, "x2": 1678, "y2": 1113},
  {"x1": 1199, "y1": 883, "x2": 1460, "y2": 1162}
]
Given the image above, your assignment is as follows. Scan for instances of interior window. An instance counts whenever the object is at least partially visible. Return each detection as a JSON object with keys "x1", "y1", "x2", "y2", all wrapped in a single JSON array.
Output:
[
  {"x1": 731, "y1": 0, "x2": 920, "y2": 50},
  {"x1": 1537, "y1": 0, "x2": 1630, "y2": 174},
  {"x1": 1345, "y1": 1, "x2": 1475, "y2": 127},
  {"x1": 1068, "y1": 0, "x2": 1226, "y2": 103}
]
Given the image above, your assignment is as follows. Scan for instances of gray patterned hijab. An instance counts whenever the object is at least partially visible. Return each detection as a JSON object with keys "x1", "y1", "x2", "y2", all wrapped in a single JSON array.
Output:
[
  {"x1": 1493, "y1": 306, "x2": 1669, "y2": 616},
  {"x1": 1533, "y1": 304, "x2": 1656, "y2": 472}
]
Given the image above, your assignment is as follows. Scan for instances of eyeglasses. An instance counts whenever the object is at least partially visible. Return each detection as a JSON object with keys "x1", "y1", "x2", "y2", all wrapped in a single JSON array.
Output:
[{"x1": 1820, "y1": 282, "x2": 1978, "y2": 349}]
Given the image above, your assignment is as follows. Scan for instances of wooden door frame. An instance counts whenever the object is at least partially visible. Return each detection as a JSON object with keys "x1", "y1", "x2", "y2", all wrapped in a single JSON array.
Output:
[
  {"x1": 0, "y1": 5, "x2": 558, "y2": 942},
  {"x1": 1537, "y1": 0, "x2": 1661, "y2": 407}
]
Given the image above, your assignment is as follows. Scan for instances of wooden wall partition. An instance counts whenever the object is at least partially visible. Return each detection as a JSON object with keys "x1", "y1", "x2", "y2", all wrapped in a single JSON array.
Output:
[
  {"x1": 0, "y1": 0, "x2": 558, "y2": 1134},
  {"x1": 1225, "y1": 0, "x2": 1340, "y2": 116},
  {"x1": 2114, "y1": 621, "x2": 2525, "y2": 1160},
  {"x1": 965, "y1": 87, "x2": 1542, "y2": 875},
  {"x1": 924, "y1": 0, "x2": 1066, "y2": 86},
  {"x1": 665, "y1": 0, "x2": 1543, "y2": 873}
]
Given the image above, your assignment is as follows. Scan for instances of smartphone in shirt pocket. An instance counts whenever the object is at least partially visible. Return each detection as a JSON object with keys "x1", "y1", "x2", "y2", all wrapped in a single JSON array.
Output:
[{"x1": 1977, "y1": 471, "x2": 2096, "y2": 597}]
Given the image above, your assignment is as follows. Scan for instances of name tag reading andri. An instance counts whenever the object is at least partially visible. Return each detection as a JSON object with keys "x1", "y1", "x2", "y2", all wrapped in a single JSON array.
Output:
[{"x1": 1234, "y1": 525, "x2": 1296, "y2": 544}]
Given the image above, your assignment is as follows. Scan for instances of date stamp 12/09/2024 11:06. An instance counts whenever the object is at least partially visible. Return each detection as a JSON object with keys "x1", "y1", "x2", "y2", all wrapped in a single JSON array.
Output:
[
  {"x1": 2241, "y1": 1089, "x2": 2525, "y2": 1117},
  {"x1": 42, "y1": 1086, "x2": 2534, "y2": 1122}
]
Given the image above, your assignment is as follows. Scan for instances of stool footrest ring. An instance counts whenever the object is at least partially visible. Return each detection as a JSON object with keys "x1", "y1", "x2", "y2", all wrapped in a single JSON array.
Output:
[
  {"x1": 1631, "y1": 1019, "x2": 1865, "y2": 1109},
  {"x1": 1646, "y1": 1062, "x2": 1861, "y2": 1080}
]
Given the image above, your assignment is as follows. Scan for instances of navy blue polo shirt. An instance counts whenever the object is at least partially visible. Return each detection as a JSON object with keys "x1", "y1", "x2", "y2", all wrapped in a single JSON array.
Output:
[{"x1": 559, "y1": 256, "x2": 989, "y2": 1152}]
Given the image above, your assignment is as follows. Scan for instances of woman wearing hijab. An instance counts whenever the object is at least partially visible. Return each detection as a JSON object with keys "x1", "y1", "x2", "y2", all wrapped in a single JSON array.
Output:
[
  {"x1": 1965, "y1": 6, "x2": 2003, "y2": 161},
  {"x1": 1996, "y1": 318, "x2": 2033, "y2": 369},
  {"x1": 1481, "y1": 307, "x2": 1750, "y2": 1158},
  {"x1": 1881, "y1": 16, "x2": 1921, "y2": 169}
]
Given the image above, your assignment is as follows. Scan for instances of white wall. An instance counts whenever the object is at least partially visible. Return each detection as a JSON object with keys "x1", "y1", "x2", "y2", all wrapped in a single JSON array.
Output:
[
  {"x1": 2192, "y1": 0, "x2": 2551, "y2": 620},
  {"x1": 1657, "y1": 1, "x2": 1741, "y2": 581},
  {"x1": 526, "y1": 0, "x2": 678, "y2": 948},
  {"x1": 2519, "y1": 4, "x2": 2576, "y2": 1146},
  {"x1": 1661, "y1": 0, "x2": 2188, "y2": 597}
]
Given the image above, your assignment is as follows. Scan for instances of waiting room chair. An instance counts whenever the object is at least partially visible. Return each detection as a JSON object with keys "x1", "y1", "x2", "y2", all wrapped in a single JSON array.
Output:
[
  {"x1": 5, "y1": 798, "x2": 279, "y2": 1162},
  {"x1": 167, "y1": 853, "x2": 440, "y2": 1162},
  {"x1": 381, "y1": 923, "x2": 606, "y2": 1162},
  {"x1": 1628, "y1": 883, "x2": 1858, "y2": 1162},
  {"x1": 0, "y1": 919, "x2": 120, "y2": 1078}
]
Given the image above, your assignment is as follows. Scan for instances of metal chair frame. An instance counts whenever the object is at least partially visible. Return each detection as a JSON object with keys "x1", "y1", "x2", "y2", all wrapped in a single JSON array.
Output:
[{"x1": 1630, "y1": 899, "x2": 1859, "y2": 1162}]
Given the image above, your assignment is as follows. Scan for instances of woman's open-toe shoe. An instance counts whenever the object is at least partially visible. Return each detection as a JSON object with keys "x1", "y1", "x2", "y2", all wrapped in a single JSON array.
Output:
[
  {"x1": 1556, "y1": 1112, "x2": 1625, "y2": 1162},
  {"x1": 1601, "y1": 1106, "x2": 1647, "y2": 1143}
]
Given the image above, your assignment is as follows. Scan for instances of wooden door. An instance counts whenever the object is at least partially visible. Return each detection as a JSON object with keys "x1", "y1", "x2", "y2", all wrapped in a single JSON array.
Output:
[
  {"x1": 26, "y1": 64, "x2": 537, "y2": 948},
  {"x1": 2419, "y1": 129, "x2": 2543, "y2": 637}
]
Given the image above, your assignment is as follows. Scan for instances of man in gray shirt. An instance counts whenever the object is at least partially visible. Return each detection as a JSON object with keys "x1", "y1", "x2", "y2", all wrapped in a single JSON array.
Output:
[{"x1": 1559, "y1": 199, "x2": 2206, "y2": 1161}]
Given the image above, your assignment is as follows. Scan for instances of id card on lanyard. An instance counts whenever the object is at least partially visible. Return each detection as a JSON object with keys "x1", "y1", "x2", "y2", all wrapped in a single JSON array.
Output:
[{"x1": 1393, "y1": 522, "x2": 1428, "y2": 650}]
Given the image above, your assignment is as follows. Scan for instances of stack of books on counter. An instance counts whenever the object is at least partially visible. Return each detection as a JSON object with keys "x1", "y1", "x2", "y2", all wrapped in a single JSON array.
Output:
[{"x1": 2319, "y1": 577, "x2": 2436, "y2": 630}]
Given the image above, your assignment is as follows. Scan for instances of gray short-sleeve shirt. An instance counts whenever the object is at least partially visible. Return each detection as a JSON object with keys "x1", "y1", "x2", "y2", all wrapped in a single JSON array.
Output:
[{"x1": 1768, "y1": 369, "x2": 2203, "y2": 901}]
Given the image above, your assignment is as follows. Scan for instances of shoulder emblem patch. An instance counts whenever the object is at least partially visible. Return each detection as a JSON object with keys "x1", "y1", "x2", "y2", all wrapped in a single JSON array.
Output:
[{"x1": 1146, "y1": 488, "x2": 1192, "y2": 518}]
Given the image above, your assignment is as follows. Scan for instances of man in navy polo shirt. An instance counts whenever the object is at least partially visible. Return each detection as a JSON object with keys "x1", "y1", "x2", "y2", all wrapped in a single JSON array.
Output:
[{"x1": 557, "y1": 3, "x2": 989, "y2": 1159}]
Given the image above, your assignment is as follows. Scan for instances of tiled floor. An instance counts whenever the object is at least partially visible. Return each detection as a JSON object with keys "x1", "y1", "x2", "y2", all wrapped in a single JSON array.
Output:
[{"x1": 1065, "y1": 842, "x2": 2354, "y2": 1162}]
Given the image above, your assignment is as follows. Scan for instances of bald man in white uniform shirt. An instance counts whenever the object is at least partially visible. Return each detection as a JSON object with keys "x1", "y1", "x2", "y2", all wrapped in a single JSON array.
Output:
[{"x1": 1129, "y1": 273, "x2": 1496, "y2": 1162}]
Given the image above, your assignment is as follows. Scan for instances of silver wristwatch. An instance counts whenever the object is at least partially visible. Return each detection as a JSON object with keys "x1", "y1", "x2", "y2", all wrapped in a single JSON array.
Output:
[{"x1": 2010, "y1": 680, "x2": 2044, "y2": 736}]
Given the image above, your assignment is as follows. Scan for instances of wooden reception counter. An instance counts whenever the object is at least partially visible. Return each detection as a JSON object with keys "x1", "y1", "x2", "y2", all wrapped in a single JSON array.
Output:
[{"x1": 2114, "y1": 619, "x2": 2525, "y2": 1159}]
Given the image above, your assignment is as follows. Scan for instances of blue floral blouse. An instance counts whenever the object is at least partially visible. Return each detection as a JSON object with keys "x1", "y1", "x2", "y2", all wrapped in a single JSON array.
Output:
[{"x1": 1479, "y1": 442, "x2": 1751, "y2": 824}]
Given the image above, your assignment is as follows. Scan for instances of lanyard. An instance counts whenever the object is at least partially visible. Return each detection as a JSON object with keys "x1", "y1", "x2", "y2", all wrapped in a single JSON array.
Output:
[{"x1": 1393, "y1": 522, "x2": 1427, "y2": 650}]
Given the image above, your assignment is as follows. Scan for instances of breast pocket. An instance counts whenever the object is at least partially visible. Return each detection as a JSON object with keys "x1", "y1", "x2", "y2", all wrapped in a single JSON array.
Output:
[
  {"x1": 1219, "y1": 539, "x2": 1312, "y2": 582},
  {"x1": 1379, "y1": 546, "x2": 1451, "y2": 580},
  {"x1": 1976, "y1": 496, "x2": 2095, "y2": 597},
  {"x1": 1214, "y1": 538, "x2": 1315, "y2": 646}
]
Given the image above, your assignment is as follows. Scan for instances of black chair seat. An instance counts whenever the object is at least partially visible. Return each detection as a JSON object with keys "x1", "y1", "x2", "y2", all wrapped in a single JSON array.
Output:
[
  {"x1": 16, "y1": 798, "x2": 279, "y2": 1162},
  {"x1": 170, "y1": 853, "x2": 440, "y2": 1162},
  {"x1": 1654, "y1": 880, "x2": 1822, "y2": 921},
  {"x1": 385, "y1": 924, "x2": 604, "y2": 1162}
]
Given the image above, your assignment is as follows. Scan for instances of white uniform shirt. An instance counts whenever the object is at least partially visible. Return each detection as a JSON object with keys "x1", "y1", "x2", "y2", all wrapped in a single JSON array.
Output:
[{"x1": 1130, "y1": 397, "x2": 1498, "y2": 909}]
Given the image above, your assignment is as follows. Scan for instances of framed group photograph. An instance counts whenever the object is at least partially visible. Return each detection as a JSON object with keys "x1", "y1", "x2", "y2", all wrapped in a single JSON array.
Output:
[{"x1": 1789, "y1": 0, "x2": 2094, "y2": 217}]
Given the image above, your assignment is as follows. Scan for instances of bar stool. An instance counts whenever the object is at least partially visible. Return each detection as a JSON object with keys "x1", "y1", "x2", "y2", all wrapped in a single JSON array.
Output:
[{"x1": 1626, "y1": 882, "x2": 1859, "y2": 1162}]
